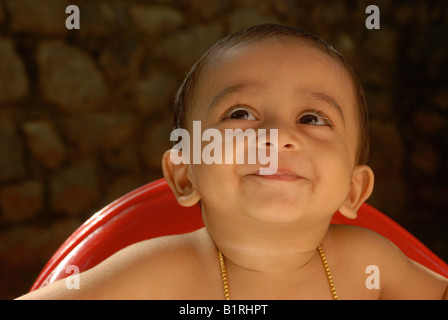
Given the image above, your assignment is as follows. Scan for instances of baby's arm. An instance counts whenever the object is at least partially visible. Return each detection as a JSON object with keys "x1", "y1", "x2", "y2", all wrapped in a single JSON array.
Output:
[
  {"x1": 17, "y1": 240, "x2": 152, "y2": 299},
  {"x1": 332, "y1": 225, "x2": 448, "y2": 300},
  {"x1": 367, "y1": 232, "x2": 448, "y2": 299},
  {"x1": 17, "y1": 235, "x2": 189, "y2": 300},
  {"x1": 382, "y1": 257, "x2": 448, "y2": 300}
]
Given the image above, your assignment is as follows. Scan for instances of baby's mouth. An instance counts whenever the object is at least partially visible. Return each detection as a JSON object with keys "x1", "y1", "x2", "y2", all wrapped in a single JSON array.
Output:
[{"x1": 249, "y1": 168, "x2": 303, "y2": 181}]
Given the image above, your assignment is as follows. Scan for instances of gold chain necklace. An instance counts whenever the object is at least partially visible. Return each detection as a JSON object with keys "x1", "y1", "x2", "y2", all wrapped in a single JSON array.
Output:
[{"x1": 217, "y1": 245, "x2": 338, "y2": 300}]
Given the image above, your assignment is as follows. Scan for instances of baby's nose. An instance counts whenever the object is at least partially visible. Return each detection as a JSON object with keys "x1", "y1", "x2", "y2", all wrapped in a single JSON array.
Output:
[{"x1": 258, "y1": 119, "x2": 302, "y2": 151}]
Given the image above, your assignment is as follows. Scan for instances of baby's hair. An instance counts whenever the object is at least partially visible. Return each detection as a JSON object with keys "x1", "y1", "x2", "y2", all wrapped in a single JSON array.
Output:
[{"x1": 173, "y1": 24, "x2": 370, "y2": 165}]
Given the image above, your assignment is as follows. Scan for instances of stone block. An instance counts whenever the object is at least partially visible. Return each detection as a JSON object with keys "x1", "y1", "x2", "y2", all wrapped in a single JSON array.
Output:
[
  {"x1": 104, "y1": 145, "x2": 142, "y2": 175},
  {"x1": 133, "y1": 73, "x2": 178, "y2": 115},
  {"x1": 22, "y1": 120, "x2": 66, "y2": 170},
  {"x1": 0, "y1": 39, "x2": 29, "y2": 104},
  {"x1": 50, "y1": 160, "x2": 100, "y2": 216},
  {"x1": 77, "y1": 1, "x2": 123, "y2": 38},
  {"x1": 130, "y1": 4, "x2": 184, "y2": 35},
  {"x1": 369, "y1": 119, "x2": 405, "y2": 177},
  {"x1": 37, "y1": 40, "x2": 107, "y2": 113},
  {"x1": 0, "y1": 117, "x2": 26, "y2": 182},
  {"x1": 228, "y1": 9, "x2": 277, "y2": 34},
  {"x1": 432, "y1": 88, "x2": 448, "y2": 110},
  {"x1": 156, "y1": 24, "x2": 224, "y2": 70},
  {"x1": 63, "y1": 113, "x2": 138, "y2": 154},
  {"x1": 0, "y1": 180, "x2": 43, "y2": 222},
  {"x1": 142, "y1": 120, "x2": 173, "y2": 169},
  {"x1": 0, "y1": 3, "x2": 5, "y2": 24},
  {"x1": 6, "y1": 0, "x2": 69, "y2": 36},
  {"x1": 98, "y1": 40, "x2": 145, "y2": 84},
  {"x1": 181, "y1": 0, "x2": 229, "y2": 20},
  {"x1": 412, "y1": 110, "x2": 447, "y2": 136}
]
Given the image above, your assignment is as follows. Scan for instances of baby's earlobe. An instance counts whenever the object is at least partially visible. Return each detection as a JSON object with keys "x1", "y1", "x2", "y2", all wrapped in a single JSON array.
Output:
[
  {"x1": 338, "y1": 203, "x2": 358, "y2": 220},
  {"x1": 162, "y1": 149, "x2": 201, "y2": 207},
  {"x1": 176, "y1": 188, "x2": 201, "y2": 207},
  {"x1": 338, "y1": 165, "x2": 375, "y2": 220}
]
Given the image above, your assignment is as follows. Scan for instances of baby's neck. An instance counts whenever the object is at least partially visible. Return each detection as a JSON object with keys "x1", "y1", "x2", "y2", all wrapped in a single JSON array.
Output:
[
  {"x1": 220, "y1": 244, "x2": 318, "y2": 275},
  {"x1": 205, "y1": 219, "x2": 332, "y2": 274}
]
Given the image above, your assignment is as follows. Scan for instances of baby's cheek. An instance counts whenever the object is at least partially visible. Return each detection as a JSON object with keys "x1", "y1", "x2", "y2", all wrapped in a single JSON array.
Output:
[
  {"x1": 191, "y1": 164, "x2": 232, "y2": 198},
  {"x1": 320, "y1": 157, "x2": 352, "y2": 200}
]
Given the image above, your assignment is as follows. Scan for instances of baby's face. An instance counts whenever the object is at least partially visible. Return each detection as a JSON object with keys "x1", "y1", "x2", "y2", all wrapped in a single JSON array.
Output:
[{"x1": 187, "y1": 40, "x2": 360, "y2": 224}]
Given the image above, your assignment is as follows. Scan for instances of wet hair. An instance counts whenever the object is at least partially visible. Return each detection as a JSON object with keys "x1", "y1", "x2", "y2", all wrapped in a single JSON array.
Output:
[{"x1": 173, "y1": 24, "x2": 370, "y2": 165}]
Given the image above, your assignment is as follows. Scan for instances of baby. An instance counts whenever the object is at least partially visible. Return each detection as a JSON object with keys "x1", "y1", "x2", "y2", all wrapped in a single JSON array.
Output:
[{"x1": 19, "y1": 24, "x2": 448, "y2": 299}]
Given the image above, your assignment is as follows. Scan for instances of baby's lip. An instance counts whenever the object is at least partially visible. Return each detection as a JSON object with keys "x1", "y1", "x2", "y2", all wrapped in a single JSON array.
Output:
[{"x1": 249, "y1": 168, "x2": 305, "y2": 181}]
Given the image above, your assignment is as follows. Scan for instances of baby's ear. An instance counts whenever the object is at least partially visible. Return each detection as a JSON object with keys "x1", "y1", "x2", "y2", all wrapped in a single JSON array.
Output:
[
  {"x1": 162, "y1": 150, "x2": 201, "y2": 207},
  {"x1": 339, "y1": 165, "x2": 375, "y2": 219}
]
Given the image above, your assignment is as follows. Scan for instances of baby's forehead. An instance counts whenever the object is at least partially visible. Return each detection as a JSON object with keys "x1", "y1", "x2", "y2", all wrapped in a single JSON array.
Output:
[
  {"x1": 209, "y1": 38, "x2": 340, "y2": 67},
  {"x1": 202, "y1": 40, "x2": 349, "y2": 85},
  {"x1": 195, "y1": 40, "x2": 355, "y2": 106}
]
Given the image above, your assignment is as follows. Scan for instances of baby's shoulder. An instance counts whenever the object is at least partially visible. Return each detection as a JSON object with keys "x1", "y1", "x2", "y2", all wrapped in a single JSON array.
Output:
[
  {"x1": 328, "y1": 223, "x2": 417, "y2": 279},
  {"x1": 329, "y1": 224, "x2": 397, "y2": 257},
  {"x1": 327, "y1": 224, "x2": 448, "y2": 299},
  {"x1": 18, "y1": 229, "x2": 210, "y2": 299},
  {"x1": 75, "y1": 230, "x2": 217, "y2": 299}
]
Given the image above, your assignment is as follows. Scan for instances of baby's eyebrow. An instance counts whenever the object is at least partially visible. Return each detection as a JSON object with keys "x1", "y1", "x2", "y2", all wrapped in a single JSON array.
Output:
[
  {"x1": 208, "y1": 84, "x2": 346, "y2": 125},
  {"x1": 208, "y1": 83, "x2": 258, "y2": 112},
  {"x1": 299, "y1": 89, "x2": 345, "y2": 124}
]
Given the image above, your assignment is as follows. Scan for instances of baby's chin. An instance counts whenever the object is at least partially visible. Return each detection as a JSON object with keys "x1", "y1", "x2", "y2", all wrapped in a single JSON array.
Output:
[
  {"x1": 234, "y1": 199, "x2": 323, "y2": 226},
  {"x1": 241, "y1": 173, "x2": 307, "y2": 198}
]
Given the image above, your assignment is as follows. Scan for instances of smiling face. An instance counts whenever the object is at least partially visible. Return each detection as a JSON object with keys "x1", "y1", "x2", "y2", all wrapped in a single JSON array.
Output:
[
  {"x1": 163, "y1": 39, "x2": 374, "y2": 236},
  {"x1": 182, "y1": 40, "x2": 358, "y2": 222}
]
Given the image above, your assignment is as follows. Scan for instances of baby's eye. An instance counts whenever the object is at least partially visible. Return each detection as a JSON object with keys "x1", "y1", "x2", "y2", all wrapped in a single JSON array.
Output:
[
  {"x1": 222, "y1": 106, "x2": 257, "y2": 121},
  {"x1": 298, "y1": 111, "x2": 333, "y2": 126}
]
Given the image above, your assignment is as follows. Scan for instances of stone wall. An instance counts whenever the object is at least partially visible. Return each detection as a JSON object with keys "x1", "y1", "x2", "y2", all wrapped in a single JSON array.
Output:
[{"x1": 0, "y1": 0, "x2": 447, "y2": 298}]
